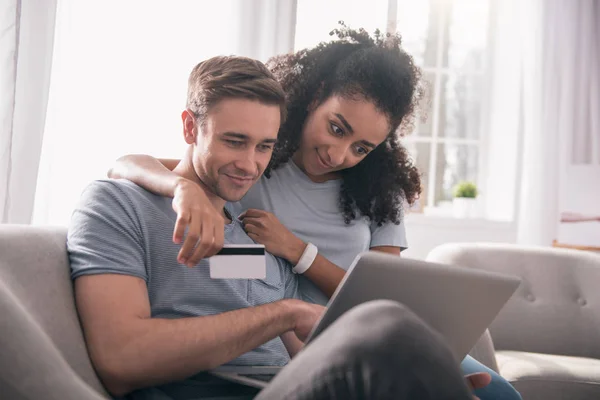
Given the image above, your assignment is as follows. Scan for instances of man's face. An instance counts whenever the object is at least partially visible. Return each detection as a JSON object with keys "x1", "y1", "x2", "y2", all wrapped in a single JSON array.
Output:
[{"x1": 187, "y1": 98, "x2": 281, "y2": 202}]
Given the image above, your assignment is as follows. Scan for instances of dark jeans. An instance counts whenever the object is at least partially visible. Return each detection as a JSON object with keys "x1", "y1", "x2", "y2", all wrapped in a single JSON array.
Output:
[{"x1": 255, "y1": 300, "x2": 472, "y2": 400}]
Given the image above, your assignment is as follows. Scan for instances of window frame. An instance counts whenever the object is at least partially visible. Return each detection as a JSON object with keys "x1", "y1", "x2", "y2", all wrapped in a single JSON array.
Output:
[{"x1": 387, "y1": 0, "x2": 493, "y2": 213}]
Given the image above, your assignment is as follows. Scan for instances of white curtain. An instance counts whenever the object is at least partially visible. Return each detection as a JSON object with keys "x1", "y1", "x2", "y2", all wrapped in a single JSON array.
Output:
[
  {"x1": 236, "y1": 0, "x2": 297, "y2": 62},
  {"x1": 0, "y1": 0, "x2": 18, "y2": 223},
  {"x1": 0, "y1": 0, "x2": 57, "y2": 224},
  {"x1": 515, "y1": 0, "x2": 600, "y2": 245},
  {"x1": 31, "y1": 0, "x2": 297, "y2": 226},
  {"x1": 483, "y1": 0, "x2": 599, "y2": 244}
]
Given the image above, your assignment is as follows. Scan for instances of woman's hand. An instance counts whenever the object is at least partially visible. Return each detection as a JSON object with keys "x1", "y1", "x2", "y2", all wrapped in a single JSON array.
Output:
[
  {"x1": 172, "y1": 178, "x2": 225, "y2": 267},
  {"x1": 240, "y1": 209, "x2": 306, "y2": 264}
]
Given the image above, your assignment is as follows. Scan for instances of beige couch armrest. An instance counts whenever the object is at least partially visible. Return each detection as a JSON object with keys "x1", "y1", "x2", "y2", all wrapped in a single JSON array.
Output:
[
  {"x1": 0, "y1": 278, "x2": 108, "y2": 399},
  {"x1": 428, "y1": 242, "x2": 600, "y2": 359}
]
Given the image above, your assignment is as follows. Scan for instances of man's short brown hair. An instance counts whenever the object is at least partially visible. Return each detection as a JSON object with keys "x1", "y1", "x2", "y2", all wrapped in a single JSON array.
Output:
[{"x1": 187, "y1": 56, "x2": 286, "y2": 125}]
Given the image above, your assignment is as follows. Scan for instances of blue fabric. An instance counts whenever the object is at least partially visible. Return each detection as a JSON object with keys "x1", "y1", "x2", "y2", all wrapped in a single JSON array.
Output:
[{"x1": 461, "y1": 355, "x2": 522, "y2": 400}]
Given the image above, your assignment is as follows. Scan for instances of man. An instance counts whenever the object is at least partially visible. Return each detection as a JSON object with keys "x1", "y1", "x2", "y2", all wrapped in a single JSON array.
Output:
[{"x1": 68, "y1": 56, "x2": 479, "y2": 399}]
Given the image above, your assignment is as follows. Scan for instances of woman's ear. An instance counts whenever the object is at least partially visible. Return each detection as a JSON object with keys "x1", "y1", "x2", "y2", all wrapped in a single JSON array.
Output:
[{"x1": 181, "y1": 109, "x2": 197, "y2": 145}]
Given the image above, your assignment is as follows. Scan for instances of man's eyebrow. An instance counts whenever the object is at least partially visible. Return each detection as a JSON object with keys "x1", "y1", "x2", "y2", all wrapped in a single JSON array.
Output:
[
  {"x1": 221, "y1": 132, "x2": 248, "y2": 140},
  {"x1": 222, "y1": 132, "x2": 277, "y2": 144},
  {"x1": 334, "y1": 113, "x2": 354, "y2": 134}
]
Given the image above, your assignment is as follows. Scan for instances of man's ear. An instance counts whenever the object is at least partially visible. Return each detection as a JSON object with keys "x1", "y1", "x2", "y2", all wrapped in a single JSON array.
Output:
[{"x1": 181, "y1": 109, "x2": 197, "y2": 145}]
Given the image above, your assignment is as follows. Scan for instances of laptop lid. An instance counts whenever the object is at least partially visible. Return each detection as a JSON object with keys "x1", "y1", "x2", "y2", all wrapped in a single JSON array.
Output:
[{"x1": 305, "y1": 251, "x2": 521, "y2": 360}]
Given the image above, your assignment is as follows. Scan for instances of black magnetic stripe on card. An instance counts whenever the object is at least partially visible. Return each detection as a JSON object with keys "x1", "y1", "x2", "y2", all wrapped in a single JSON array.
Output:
[{"x1": 216, "y1": 248, "x2": 265, "y2": 256}]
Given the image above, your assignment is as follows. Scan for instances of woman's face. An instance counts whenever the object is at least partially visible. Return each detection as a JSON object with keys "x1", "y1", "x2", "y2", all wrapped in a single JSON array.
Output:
[{"x1": 293, "y1": 95, "x2": 390, "y2": 182}]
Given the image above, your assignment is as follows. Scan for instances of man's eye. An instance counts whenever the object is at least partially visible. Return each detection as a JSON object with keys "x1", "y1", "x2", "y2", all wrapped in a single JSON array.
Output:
[
  {"x1": 330, "y1": 123, "x2": 344, "y2": 137},
  {"x1": 258, "y1": 144, "x2": 274, "y2": 152},
  {"x1": 225, "y1": 140, "x2": 244, "y2": 147}
]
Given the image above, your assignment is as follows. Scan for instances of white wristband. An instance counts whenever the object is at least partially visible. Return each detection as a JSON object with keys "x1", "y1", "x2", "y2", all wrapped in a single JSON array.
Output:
[{"x1": 292, "y1": 243, "x2": 318, "y2": 274}]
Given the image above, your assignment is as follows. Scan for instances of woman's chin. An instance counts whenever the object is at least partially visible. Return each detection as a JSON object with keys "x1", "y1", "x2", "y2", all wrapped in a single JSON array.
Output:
[{"x1": 306, "y1": 164, "x2": 328, "y2": 177}]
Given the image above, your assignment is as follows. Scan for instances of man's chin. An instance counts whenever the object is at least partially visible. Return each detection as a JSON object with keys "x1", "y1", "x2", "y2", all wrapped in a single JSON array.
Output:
[{"x1": 217, "y1": 189, "x2": 249, "y2": 203}]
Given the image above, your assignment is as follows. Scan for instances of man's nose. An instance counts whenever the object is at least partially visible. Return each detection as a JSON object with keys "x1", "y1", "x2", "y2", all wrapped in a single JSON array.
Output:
[{"x1": 232, "y1": 151, "x2": 258, "y2": 176}]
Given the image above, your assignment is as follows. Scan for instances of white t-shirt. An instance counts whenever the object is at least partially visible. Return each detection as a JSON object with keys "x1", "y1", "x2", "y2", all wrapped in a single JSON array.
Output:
[{"x1": 231, "y1": 160, "x2": 408, "y2": 305}]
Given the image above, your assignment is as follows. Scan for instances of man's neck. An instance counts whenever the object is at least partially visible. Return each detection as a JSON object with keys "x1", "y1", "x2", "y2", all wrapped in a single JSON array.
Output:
[{"x1": 172, "y1": 150, "x2": 229, "y2": 222}]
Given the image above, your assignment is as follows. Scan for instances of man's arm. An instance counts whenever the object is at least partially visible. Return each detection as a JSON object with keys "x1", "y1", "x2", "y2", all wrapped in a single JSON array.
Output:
[{"x1": 75, "y1": 273, "x2": 316, "y2": 396}]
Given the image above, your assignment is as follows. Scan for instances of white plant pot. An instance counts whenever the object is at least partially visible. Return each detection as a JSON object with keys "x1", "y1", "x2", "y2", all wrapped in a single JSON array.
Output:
[{"x1": 453, "y1": 197, "x2": 478, "y2": 219}]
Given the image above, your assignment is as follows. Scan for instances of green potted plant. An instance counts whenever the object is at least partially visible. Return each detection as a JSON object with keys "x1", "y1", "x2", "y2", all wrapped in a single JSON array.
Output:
[{"x1": 452, "y1": 181, "x2": 479, "y2": 218}]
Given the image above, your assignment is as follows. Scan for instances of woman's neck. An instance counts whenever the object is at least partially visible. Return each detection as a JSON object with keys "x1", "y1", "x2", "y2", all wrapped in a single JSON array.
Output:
[{"x1": 291, "y1": 152, "x2": 340, "y2": 183}]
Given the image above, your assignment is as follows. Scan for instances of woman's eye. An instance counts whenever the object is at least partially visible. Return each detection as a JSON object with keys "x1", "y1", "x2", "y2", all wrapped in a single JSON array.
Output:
[
  {"x1": 355, "y1": 146, "x2": 369, "y2": 156},
  {"x1": 330, "y1": 123, "x2": 344, "y2": 137}
]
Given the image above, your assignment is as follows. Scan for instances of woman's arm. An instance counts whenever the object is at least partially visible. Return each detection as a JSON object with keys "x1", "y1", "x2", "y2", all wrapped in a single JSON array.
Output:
[
  {"x1": 291, "y1": 246, "x2": 401, "y2": 298},
  {"x1": 240, "y1": 209, "x2": 403, "y2": 298},
  {"x1": 294, "y1": 254, "x2": 346, "y2": 298},
  {"x1": 107, "y1": 154, "x2": 224, "y2": 262},
  {"x1": 370, "y1": 246, "x2": 401, "y2": 256},
  {"x1": 107, "y1": 155, "x2": 182, "y2": 197}
]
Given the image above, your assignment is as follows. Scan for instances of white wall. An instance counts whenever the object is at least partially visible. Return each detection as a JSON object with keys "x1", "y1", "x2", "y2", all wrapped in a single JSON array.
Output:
[{"x1": 403, "y1": 215, "x2": 517, "y2": 259}]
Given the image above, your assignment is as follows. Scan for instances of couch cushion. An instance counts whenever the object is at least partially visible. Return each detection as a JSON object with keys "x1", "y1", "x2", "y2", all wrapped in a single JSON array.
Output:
[
  {"x1": 497, "y1": 350, "x2": 600, "y2": 400},
  {"x1": 0, "y1": 224, "x2": 107, "y2": 396},
  {"x1": 468, "y1": 330, "x2": 499, "y2": 373}
]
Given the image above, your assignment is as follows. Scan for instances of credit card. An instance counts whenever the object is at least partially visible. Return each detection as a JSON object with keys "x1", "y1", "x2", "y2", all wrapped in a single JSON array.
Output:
[{"x1": 209, "y1": 244, "x2": 266, "y2": 279}]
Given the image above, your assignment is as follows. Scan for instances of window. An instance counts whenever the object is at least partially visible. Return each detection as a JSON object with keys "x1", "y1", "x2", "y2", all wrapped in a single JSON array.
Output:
[
  {"x1": 33, "y1": 0, "x2": 241, "y2": 225},
  {"x1": 398, "y1": 0, "x2": 489, "y2": 213},
  {"x1": 295, "y1": 0, "x2": 491, "y2": 216},
  {"x1": 295, "y1": 0, "x2": 390, "y2": 51}
]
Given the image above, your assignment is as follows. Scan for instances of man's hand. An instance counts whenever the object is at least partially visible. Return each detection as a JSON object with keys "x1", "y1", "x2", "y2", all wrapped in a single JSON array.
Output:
[
  {"x1": 465, "y1": 372, "x2": 492, "y2": 400},
  {"x1": 172, "y1": 178, "x2": 225, "y2": 267},
  {"x1": 240, "y1": 209, "x2": 306, "y2": 264},
  {"x1": 286, "y1": 300, "x2": 326, "y2": 342}
]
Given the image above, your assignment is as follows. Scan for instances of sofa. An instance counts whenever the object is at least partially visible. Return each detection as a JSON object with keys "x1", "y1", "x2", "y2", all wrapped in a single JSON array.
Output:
[
  {"x1": 4, "y1": 223, "x2": 600, "y2": 400},
  {"x1": 428, "y1": 242, "x2": 600, "y2": 400},
  {"x1": 0, "y1": 224, "x2": 109, "y2": 399}
]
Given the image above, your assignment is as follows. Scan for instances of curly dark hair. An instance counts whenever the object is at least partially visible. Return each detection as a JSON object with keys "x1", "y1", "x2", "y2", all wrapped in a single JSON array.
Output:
[{"x1": 265, "y1": 23, "x2": 425, "y2": 226}]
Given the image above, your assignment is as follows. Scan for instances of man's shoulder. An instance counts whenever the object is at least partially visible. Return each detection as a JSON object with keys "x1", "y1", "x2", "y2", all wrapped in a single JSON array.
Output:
[
  {"x1": 81, "y1": 179, "x2": 166, "y2": 204},
  {"x1": 74, "y1": 179, "x2": 173, "y2": 228}
]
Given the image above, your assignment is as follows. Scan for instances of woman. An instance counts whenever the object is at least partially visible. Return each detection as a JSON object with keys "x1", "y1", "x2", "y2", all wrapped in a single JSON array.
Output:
[{"x1": 109, "y1": 25, "x2": 521, "y2": 400}]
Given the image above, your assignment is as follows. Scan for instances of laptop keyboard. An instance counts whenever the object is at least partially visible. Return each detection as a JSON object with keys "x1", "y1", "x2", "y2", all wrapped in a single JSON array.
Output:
[{"x1": 240, "y1": 374, "x2": 276, "y2": 383}]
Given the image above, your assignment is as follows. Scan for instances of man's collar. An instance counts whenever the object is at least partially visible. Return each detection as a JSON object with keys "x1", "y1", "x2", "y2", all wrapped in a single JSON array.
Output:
[{"x1": 223, "y1": 206, "x2": 234, "y2": 223}]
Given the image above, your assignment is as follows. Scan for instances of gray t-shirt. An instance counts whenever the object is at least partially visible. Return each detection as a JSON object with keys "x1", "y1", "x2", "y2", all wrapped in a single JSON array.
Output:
[
  {"x1": 230, "y1": 161, "x2": 408, "y2": 305},
  {"x1": 68, "y1": 180, "x2": 299, "y2": 399}
]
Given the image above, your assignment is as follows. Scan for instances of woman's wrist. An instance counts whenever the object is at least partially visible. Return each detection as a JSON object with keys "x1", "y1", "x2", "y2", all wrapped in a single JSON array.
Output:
[
  {"x1": 286, "y1": 238, "x2": 307, "y2": 265},
  {"x1": 173, "y1": 176, "x2": 196, "y2": 197}
]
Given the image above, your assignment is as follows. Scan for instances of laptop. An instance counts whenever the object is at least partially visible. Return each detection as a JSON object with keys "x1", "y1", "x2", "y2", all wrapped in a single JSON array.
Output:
[{"x1": 211, "y1": 251, "x2": 521, "y2": 388}]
